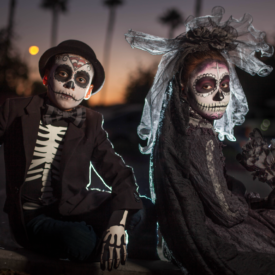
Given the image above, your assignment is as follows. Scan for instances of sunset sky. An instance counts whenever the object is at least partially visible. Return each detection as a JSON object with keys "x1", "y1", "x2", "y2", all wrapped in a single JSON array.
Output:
[{"x1": 0, "y1": 0, "x2": 275, "y2": 105}]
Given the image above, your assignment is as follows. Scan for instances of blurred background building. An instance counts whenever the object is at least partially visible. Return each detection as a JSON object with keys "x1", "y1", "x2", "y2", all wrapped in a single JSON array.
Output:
[{"x1": 0, "y1": 0, "x2": 275, "y2": 247}]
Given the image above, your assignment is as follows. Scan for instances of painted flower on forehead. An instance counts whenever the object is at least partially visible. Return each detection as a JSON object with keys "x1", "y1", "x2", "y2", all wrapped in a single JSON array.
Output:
[
  {"x1": 58, "y1": 54, "x2": 93, "y2": 71},
  {"x1": 69, "y1": 55, "x2": 91, "y2": 71}
]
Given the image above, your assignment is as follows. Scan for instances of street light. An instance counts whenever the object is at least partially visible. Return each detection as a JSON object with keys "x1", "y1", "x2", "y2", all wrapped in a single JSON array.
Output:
[{"x1": 29, "y1": 46, "x2": 39, "y2": 55}]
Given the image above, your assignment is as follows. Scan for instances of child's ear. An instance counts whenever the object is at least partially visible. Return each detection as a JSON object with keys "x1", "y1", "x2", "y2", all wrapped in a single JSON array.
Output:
[
  {"x1": 180, "y1": 83, "x2": 187, "y2": 100},
  {"x1": 84, "y1": 85, "x2": 94, "y2": 100},
  {"x1": 43, "y1": 70, "x2": 50, "y2": 86}
]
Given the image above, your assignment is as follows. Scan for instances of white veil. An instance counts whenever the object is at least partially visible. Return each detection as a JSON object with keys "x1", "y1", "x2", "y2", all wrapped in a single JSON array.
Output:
[{"x1": 125, "y1": 6, "x2": 273, "y2": 153}]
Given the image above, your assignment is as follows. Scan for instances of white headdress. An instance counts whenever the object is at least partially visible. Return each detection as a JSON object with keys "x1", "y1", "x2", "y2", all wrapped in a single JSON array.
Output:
[{"x1": 125, "y1": 6, "x2": 273, "y2": 154}]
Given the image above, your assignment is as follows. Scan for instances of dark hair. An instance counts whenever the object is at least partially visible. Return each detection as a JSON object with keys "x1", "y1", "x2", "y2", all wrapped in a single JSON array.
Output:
[{"x1": 180, "y1": 50, "x2": 228, "y2": 89}]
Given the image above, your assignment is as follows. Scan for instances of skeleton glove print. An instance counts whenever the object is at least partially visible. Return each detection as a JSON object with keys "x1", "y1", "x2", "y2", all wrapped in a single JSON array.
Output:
[{"x1": 100, "y1": 210, "x2": 128, "y2": 271}]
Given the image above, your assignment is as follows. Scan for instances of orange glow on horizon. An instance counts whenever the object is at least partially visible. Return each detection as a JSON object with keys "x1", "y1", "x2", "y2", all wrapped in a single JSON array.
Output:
[
  {"x1": 87, "y1": 74, "x2": 129, "y2": 106},
  {"x1": 88, "y1": 86, "x2": 126, "y2": 106}
]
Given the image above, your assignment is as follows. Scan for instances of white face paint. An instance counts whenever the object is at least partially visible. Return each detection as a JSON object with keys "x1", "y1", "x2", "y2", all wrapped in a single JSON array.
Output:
[
  {"x1": 47, "y1": 54, "x2": 94, "y2": 110},
  {"x1": 189, "y1": 61, "x2": 230, "y2": 120}
]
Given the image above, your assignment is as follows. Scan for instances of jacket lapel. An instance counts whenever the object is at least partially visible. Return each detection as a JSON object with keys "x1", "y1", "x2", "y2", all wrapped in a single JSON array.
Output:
[
  {"x1": 21, "y1": 95, "x2": 45, "y2": 178},
  {"x1": 60, "y1": 121, "x2": 85, "y2": 179}
]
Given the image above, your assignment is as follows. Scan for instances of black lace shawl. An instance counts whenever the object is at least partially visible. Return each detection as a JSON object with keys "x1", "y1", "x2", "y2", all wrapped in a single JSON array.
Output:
[{"x1": 151, "y1": 76, "x2": 275, "y2": 275}]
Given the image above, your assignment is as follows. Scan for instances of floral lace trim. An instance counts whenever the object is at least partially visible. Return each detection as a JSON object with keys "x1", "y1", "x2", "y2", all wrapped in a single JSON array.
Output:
[
  {"x1": 186, "y1": 124, "x2": 216, "y2": 136},
  {"x1": 219, "y1": 142, "x2": 226, "y2": 167},
  {"x1": 187, "y1": 107, "x2": 226, "y2": 166},
  {"x1": 237, "y1": 128, "x2": 275, "y2": 187},
  {"x1": 206, "y1": 140, "x2": 239, "y2": 217}
]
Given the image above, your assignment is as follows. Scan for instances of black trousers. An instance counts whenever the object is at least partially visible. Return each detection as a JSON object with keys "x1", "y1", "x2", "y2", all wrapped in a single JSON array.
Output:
[{"x1": 25, "y1": 197, "x2": 158, "y2": 262}]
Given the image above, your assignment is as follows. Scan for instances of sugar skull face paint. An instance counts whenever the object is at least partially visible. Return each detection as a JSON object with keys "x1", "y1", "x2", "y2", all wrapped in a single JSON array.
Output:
[
  {"x1": 189, "y1": 61, "x2": 230, "y2": 120},
  {"x1": 47, "y1": 54, "x2": 94, "y2": 110}
]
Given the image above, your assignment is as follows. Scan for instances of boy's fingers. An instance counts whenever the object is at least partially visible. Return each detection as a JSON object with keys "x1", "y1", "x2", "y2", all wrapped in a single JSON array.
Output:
[{"x1": 108, "y1": 247, "x2": 114, "y2": 271}]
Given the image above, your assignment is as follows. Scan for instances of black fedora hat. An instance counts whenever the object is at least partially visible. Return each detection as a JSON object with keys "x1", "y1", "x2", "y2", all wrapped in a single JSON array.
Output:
[{"x1": 39, "y1": 40, "x2": 105, "y2": 94}]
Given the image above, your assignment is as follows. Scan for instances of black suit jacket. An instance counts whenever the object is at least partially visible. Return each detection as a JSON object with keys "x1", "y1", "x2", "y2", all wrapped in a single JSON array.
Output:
[{"x1": 0, "y1": 94, "x2": 142, "y2": 247}]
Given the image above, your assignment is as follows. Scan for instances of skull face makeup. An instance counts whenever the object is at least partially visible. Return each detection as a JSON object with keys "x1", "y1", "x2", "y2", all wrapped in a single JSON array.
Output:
[
  {"x1": 188, "y1": 61, "x2": 230, "y2": 120},
  {"x1": 47, "y1": 54, "x2": 94, "y2": 110}
]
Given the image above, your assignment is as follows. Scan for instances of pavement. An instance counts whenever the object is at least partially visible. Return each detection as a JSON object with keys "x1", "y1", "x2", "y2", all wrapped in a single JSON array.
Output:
[
  {"x1": 0, "y1": 146, "x2": 20, "y2": 249},
  {"x1": 0, "y1": 247, "x2": 181, "y2": 275}
]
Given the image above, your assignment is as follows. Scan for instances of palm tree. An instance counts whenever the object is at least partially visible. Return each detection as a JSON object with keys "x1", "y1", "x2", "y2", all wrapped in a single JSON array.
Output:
[
  {"x1": 124, "y1": 64, "x2": 157, "y2": 104},
  {"x1": 4, "y1": 0, "x2": 16, "y2": 57},
  {"x1": 101, "y1": 0, "x2": 124, "y2": 104},
  {"x1": 0, "y1": 0, "x2": 29, "y2": 97},
  {"x1": 1, "y1": 0, "x2": 17, "y2": 71},
  {"x1": 158, "y1": 8, "x2": 184, "y2": 39},
  {"x1": 195, "y1": 0, "x2": 202, "y2": 17},
  {"x1": 40, "y1": 0, "x2": 68, "y2": 47}
]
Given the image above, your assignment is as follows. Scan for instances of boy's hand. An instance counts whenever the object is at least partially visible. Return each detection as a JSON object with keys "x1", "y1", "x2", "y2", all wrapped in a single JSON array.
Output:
[{"x1": 100, "y1": 210, "x2": 128, "y2": 271}]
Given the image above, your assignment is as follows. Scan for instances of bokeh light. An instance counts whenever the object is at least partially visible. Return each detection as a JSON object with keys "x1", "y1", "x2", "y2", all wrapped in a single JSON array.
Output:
[
  {"x1": 261, "y1": 119, "x2": 271, "y2": 131},
  {"x1": 263, "y1": 119, "x2": 270, "y2": 127},
  {"x1": 29, "y1": 46, "x2": 39, "y2": 55}
]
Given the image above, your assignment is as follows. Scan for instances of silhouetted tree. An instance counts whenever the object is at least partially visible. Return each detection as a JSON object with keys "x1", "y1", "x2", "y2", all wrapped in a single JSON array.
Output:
[
  {"x1": 158, "y1": 8, "x2": 184, "y2": 39},
  {"x1": 124, "y1": 64, "x2": 157, "y2": 104},
  {"x1": 0, "y1": 0, "x2": 29, "y2": 100},
  {"x1": 0, "y1": 0, "x2": 17, "y2": 90},
  {"x1": 101, "y1": 0, "x2": 124, "y2": 104},
  {"x1": 195, "y1": 0, "x2": 202, "y2": 17},
  {"x1": 40, "y1": 0, "x2": 68, "y2": 47},
  {"x1": 3, "y1": 0, "x2": 16, "y2": 61}
]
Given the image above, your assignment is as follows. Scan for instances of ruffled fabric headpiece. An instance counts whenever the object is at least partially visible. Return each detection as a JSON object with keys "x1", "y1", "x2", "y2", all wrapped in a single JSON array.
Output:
[{"x1": 125, "y1": 6, "x2": 273, "y2": 154}]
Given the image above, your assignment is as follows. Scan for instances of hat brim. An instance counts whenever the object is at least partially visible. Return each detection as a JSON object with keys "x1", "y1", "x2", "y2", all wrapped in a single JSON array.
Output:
[{"x1": 39, "y1": 45, "x2": 105, "y2": 94}]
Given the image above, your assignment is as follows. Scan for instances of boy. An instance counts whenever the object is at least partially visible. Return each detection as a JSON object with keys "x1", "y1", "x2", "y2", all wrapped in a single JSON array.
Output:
[{"x1": 1, "y1": 40, "x2": 158, "y2": 271}]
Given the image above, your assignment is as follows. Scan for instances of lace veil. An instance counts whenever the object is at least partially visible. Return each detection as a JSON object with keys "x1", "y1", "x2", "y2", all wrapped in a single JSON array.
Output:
[{"x1": 125, "y1": 6, "x2": 273, "y2": 154}]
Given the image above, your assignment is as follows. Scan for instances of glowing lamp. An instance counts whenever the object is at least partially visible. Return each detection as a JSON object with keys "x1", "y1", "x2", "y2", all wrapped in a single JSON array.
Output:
[{"x1": 29, "y1": 46, "x2": 39, "y2": 55}]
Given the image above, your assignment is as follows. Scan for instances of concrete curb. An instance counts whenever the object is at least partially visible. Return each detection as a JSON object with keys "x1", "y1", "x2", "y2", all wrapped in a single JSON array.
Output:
[{"x1": 0, "y1": 248, "x2": 181, "y2": 275}]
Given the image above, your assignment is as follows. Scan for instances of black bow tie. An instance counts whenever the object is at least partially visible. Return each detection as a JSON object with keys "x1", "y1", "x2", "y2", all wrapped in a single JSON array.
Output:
[{"x1": 42, "y1": 104, "x2": 86, "y2": 127}]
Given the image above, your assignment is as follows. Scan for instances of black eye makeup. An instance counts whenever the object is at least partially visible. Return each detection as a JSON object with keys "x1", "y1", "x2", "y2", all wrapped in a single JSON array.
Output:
[
  {"x1": 195, "y1": 77, "x2": 217, "y2": 93},
  {"x1": 192, "y1": 73, "x2": 217, "y2": 97},
  {"x1": 54, "y1": 64, "x2": 73, "y2": 82},
  {"x1": 219, "y1": 74, "x2": 230, "y2": 93},
  {"x1": 74, "y1": 70, "x2": 90, "y2": 88}
]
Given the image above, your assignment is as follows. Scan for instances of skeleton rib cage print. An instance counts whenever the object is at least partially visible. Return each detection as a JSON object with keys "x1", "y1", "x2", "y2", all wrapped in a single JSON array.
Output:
[{"x1": 23, "y1": 121, "x2": 67, "y2": 209}]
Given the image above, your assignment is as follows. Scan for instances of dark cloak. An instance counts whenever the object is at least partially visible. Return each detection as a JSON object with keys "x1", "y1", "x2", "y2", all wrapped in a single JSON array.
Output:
[{"x1": 152, "y1": 76, "x2": 275, "y2": 275}]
